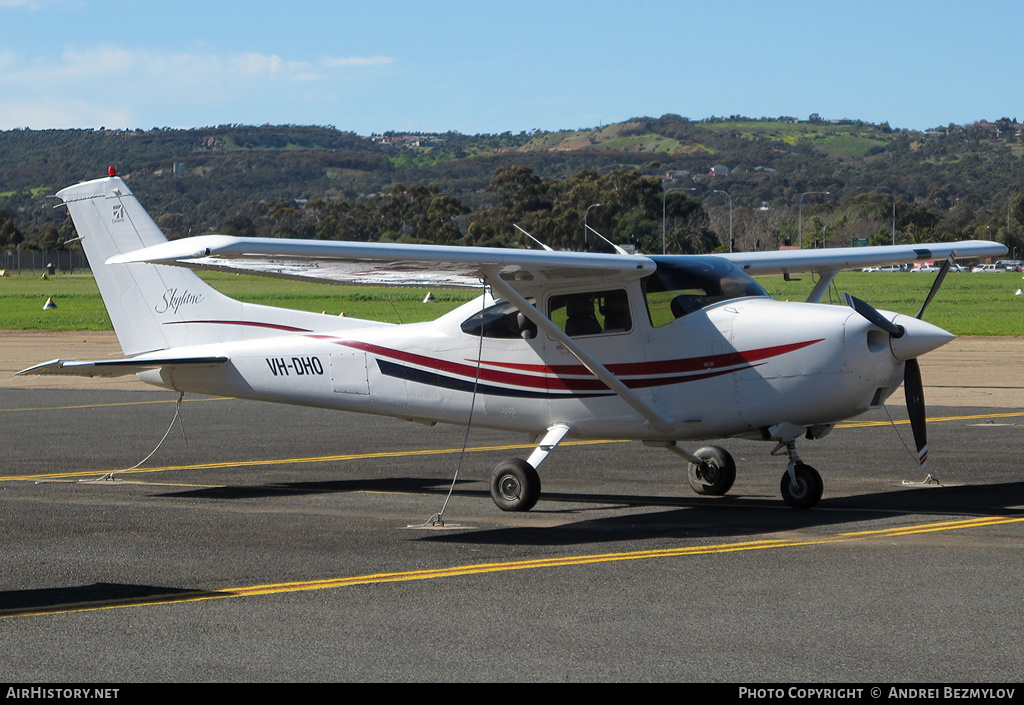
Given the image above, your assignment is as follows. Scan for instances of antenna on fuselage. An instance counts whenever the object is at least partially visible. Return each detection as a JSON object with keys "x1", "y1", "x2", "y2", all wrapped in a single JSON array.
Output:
[
  {"x1": 584, "y1": 224, "x2": 631, "y2": 256},
  {"x1": 514, "y1": 223, "x2": 554, "y2": 251}
]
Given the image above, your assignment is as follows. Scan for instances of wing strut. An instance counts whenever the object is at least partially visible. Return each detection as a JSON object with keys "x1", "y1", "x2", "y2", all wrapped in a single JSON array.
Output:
[
  {"x1": 483, "y1": 269, "x2": 674, "y2": 434},
  {"x1": 806, "y1": 268, "x2": 840, "y2": 303}
]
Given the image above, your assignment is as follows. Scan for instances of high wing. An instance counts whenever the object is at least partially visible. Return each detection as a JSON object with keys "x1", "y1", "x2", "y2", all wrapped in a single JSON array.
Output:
[
  {"x1": 109, "y1": 234, "x2": 1005, "y2": 298},
  {"x1": 106, "y1": 234, "x2": 1008, "y2": 311},
  {"x1": 718, "y1": 240, "x2": 1006, "y2": 302},
  {"x1": 718, "y1": 240, "x2": 1005, "y2": 274},
  {"x1": 106, "y1": 234, "x2": 657, "y2": 292}
]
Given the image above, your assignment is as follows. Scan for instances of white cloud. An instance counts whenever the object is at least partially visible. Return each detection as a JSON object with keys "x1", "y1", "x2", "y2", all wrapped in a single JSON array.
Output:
[
  {"x1": 0, "y1": 45, "x2": 397, "y2": 129},
  {"x1": 0, "y1": 45, "x2": 396, "y2": 85},
  {"x1": 0, "y1": 97, "x2": 133, "y2": 130},
  {"x1": 321, "y1": 55, "x2": 395, "y2": 68},
  {"x1": 227, "y1": 52, "x2": 327, "y2": 81},
  {"x1": 0, "y1": 0, "x2": 65, "y2": 7}
]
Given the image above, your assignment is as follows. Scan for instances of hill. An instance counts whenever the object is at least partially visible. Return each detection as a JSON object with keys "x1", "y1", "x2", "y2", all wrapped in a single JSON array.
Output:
[{"x1": 1, "y1": 116, "x2": 1022, "y2": 260}]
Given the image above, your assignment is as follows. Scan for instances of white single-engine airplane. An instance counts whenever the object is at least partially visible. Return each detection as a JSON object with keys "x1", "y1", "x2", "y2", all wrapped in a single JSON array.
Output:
[{"x1": 21, "y1": 172, "x2": 1007, "y2": 510}]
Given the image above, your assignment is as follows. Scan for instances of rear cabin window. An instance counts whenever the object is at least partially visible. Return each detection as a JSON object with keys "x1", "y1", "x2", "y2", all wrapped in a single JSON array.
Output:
[
  {"x1": 547, "y1": 289, "x2": 632, "y2": 337},
  {"x1": 461, "y1": 299, "x2": 538, "y2": 339}
]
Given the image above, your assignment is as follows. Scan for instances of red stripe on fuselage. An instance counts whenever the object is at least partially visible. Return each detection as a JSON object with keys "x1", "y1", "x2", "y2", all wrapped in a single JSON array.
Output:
[
  {"x1": 326, "y1": 338, "x2": 822, "y2": 393},
  {"x1": 164, "y1": 320, "x2": 313, "y2": 332},
  {"x1": 470, "y1": 339, "x2": 824, "y2": 377}
]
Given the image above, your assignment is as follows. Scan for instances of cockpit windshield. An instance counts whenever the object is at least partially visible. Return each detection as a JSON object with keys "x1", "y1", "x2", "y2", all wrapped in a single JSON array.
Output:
[{"x1": 643, "y1": 256, "x2": 770, "y2": 327}]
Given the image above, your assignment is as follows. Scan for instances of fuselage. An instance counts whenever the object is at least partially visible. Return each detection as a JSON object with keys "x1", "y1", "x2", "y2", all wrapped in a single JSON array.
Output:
[{"x1": 135, "y1": 286, "x2": 944, "y2": 443}]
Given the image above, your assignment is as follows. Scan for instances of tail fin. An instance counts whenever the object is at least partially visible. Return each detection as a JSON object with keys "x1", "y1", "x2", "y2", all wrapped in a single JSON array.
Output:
[{"x1": 59, "y1": 175, "x2": 335, "y2": 355}]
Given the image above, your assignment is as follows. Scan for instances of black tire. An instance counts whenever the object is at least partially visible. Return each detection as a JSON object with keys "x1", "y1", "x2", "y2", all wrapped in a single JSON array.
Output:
[
  {"x1": 490, "y1": 458, "x2": 541, "y2": 512},
  {"x1": 780, "y1": 463, "x2": 823, "y2": 509},
  {"x1": 687, "y1": 446, "x2": 737, "y2": 496}
]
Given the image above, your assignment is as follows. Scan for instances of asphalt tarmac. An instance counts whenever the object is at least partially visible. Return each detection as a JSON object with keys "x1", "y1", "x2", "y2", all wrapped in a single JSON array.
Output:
[{"x1": 2, "y1": 381, "x2": 1023, "y2": 682}]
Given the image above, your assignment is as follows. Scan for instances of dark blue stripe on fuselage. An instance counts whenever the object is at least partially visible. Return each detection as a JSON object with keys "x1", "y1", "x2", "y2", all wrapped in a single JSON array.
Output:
[{"x1": 375, "y1": 360, "x2": 615, "y2": 400}]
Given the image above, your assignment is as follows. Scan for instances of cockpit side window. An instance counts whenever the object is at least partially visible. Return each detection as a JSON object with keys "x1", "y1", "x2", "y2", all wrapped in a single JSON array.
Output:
[
  {"x1": 548, "y1": 289, "x2": 632, "y2": 337},
  {"x1": 643, "y1": 257, "x2": 769, "y2": 327}
]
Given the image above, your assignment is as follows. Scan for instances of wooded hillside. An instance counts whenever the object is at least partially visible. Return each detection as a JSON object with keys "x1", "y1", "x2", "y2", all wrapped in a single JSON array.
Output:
[{"x1": 2, "y1": 115, "x2": 1022, "y2": 259}]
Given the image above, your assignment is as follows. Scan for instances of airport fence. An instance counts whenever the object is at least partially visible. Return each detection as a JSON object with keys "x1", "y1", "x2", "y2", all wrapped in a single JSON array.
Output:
[{"x1": 3, "y1": 249, "x2": 91, "y2": 275}]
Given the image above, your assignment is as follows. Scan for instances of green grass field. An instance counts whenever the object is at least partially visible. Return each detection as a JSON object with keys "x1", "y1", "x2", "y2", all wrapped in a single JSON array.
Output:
[
  {"x1": 0, "y1": 270, "x2": 1021, "y2": 336},
  {"x1": 0, "y1": 272, "x2": 478, "y2": 330}
]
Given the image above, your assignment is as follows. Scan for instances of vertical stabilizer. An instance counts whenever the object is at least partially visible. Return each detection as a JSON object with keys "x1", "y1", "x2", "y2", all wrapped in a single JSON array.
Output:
[
  {"x1": 58, "y1": 176, "x2": 242, "y2": 355},
  {"x1": 58, "y1": 175, "x2": 339, "y2": 355}
]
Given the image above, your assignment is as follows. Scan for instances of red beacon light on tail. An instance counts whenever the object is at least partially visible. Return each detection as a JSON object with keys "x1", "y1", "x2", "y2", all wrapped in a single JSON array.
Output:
[{"x1": 108, "y1": 166, "x2": 117, "y2": 177}]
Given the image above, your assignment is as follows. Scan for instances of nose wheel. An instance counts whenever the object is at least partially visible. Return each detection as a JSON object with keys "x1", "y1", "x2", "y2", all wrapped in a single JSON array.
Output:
[
  {"x1": 780, "y1": 463, "x2": 823, "y2": 509},
  {"x1": 772, "y1": 437, "x2": 823, "y2": 509}
]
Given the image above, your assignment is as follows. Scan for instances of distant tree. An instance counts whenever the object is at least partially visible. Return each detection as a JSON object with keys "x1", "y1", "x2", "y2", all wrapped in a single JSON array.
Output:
[
  {"x1": 486, "y1": 165, "x2": 549, "y2": 215},
  {"x1": 220, "y1": 214, "x2": 257, "y2": 237},
  {"x1": 0, "y1": 212, "x2": 23, "y2": 248}
]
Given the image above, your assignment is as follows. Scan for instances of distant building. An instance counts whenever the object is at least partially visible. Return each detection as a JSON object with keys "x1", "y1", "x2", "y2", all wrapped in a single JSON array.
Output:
[
  {"x1": 710, "y1": 164, "x2": 730, "y2": 176},
  {"x1": 371, "y1": 134, "x2": 444, "y2": 148}
]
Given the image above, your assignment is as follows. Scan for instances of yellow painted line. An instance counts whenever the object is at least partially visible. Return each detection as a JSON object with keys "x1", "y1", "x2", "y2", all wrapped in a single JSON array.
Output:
[
  {"x1": 838, "y1": 410, "x2": 1024, "y2": 428},
  {"x1": 839, "y1": 516, "x2": 1024, "y2": 537},
  {"x1": 3, "y1": 409, "x2": 1021, "y2": 483},
  {"x1": 3, "y1": 516, "x2": 1021, "y2": 620},
  {"x1": 0, "y1": 439, "x2": 627, "y2": 483},
  {"x1": 0, "y1": 397, "x2": 231, "y2": 413}
]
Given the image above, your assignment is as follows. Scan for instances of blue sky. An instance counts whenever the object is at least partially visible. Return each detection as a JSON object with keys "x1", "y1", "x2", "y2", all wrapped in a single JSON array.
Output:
[{"x1": 1, "y1": 0, "x2": 1021, "y2": 135}]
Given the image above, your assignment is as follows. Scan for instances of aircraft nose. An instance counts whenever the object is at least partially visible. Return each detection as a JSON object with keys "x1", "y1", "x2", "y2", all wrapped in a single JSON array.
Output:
[{"x1": 888, "y1": 314, "x2": 955, "y2": 361}]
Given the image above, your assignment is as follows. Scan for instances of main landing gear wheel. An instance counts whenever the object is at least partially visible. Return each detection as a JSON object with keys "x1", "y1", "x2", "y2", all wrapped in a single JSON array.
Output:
[
  {"x1": 490, "y1": 458, "x2": 541, "y2": 512},
  {"x1": 780, "y1": 463, "x2": 823, "y2": 509},
  {"x1": 686, "y1": 446, "x2": 737, "y2": 496}
]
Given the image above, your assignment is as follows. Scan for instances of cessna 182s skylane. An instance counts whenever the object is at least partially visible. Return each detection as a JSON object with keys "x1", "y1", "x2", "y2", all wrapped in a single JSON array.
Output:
[{"x1": 21, "y1": 173, "x2": 1007, "y2": 510}]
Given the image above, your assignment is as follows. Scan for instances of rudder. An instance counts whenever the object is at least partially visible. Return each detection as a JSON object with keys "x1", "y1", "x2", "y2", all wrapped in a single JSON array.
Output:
[
  {"x1": 59, "y1": 174, "x2": 340, "y2": 355},
  {"x1": 59, "y1": 175, "x2": 244, "y2": 355}
]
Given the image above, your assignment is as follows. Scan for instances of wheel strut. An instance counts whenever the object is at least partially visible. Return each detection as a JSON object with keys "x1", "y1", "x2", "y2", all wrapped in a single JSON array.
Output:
[{"x1": 771, "y1": 440, "x2": 802, "y2": 490}]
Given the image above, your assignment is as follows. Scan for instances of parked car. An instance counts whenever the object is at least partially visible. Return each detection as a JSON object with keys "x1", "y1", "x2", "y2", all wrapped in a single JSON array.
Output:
[
  {"x1": 995, "y1": 260, "x2": 1024, "y2": 272},
  {"x1": 972, "y1": 264, "x2": 1000, "y2": 273},
  {"x1": 913, "y1": 262, "x2": 968, "y2": 272}
]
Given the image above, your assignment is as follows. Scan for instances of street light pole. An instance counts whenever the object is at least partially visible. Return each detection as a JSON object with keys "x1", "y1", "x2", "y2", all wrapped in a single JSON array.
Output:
[
  {"x1": 712, "y1": 189, "x2": 734, "y2": 252},
  {"x1": 584, "y1": 203, "x2": 601, "y2": 249}
]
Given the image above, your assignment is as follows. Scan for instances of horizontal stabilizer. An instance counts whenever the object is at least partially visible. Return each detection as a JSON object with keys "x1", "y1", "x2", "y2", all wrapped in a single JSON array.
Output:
[{"x1": 18, "y1": 356, "x2": 228, "y2": 379}]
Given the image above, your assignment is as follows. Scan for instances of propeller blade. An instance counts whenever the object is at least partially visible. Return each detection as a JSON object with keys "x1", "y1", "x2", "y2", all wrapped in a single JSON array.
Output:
[
  {"x1": 915, "y1": 253, "x2": 955, "y2": 320},
  {"x1": 842, "y1": 292, "x2": 905, "y2": 338},
  {"x1": 904, "y1": 358, "x2": 928, "y2": 467}
]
